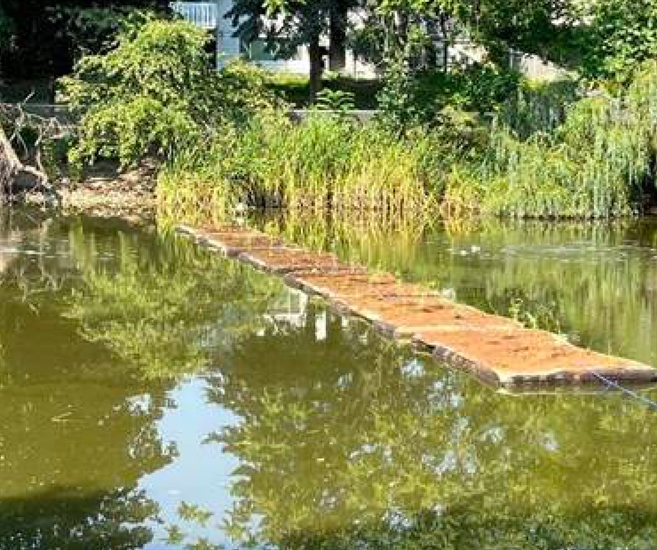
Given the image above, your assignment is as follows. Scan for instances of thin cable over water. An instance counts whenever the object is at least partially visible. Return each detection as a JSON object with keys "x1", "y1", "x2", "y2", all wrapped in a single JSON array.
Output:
[{"x1": 589, "y1": 371, "x2": 657, "y2": 411}]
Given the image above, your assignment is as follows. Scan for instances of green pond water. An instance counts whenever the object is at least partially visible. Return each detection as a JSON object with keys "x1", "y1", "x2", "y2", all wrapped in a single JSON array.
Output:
[{"x1": 2, "y1": 209, "x2": 657, "y2": 550}]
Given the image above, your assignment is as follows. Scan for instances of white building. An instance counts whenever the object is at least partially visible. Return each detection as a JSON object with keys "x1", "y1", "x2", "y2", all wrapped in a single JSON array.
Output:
[
  {"x1": 171, "y1": 2, "x2": 565, "y2": 81},
  {"x1": 170, "y1": 1, "x2": 374, "y2": 76}
]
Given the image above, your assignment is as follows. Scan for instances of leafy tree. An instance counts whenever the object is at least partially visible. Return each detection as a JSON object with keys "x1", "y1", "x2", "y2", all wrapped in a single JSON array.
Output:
[
  {"x1": 344, "y1": 0, "x2": 575, "y2": 70},
  {"x1": 453, "y1": 0, "x2": 577, "y2": 67},
  {"x1": 60, "y1": 19, "x2": 215, "y2": 169},
  {"x1": 59, "y1": 19, "x2": 279, "y2": 170},
  {"x1": 578, "y1": 0, "x2": 657, "y2": 83},
  {"x1": 228, "y1": 0, "x2": 360, "y2": 100}
]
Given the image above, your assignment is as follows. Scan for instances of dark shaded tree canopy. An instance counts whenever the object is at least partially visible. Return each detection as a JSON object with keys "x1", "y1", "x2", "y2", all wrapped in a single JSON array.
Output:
[{"x1": 1, "y1": 0, "x2": 170, "y2": 80}]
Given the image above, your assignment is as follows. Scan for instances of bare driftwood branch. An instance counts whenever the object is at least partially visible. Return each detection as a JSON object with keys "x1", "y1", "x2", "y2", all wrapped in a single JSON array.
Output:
[
  {"x1": 0, "y1": 124, "x2": 47, "y2": 201},
  {"x1": 0, "y1": 103, "x2": 55, "y2": 200}
]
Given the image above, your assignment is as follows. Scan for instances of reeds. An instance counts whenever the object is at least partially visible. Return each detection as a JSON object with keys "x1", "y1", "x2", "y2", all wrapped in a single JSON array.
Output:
[
  {"x1": 160, "y1": 64, "x2": 657, "y2": 221},
  {"x1": 157, "y1": 111, "x2": 441, "y2": 220}
]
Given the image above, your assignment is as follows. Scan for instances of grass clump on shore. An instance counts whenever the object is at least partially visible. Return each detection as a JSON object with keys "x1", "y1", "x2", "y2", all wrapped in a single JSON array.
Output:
[{"x1": 158, "y1": 112, "x2": 443, "y2": 220}]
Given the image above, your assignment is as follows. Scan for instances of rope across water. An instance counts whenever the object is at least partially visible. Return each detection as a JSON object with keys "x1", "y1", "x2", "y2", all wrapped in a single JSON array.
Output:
[{"x1": 589, "y1": 371, "x2": 657, "y2": 411}]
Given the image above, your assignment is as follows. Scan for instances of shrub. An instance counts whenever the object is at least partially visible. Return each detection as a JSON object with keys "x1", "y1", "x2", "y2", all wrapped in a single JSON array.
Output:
[
  {"x1": 498, "y1": 78, "x2": 581, "y2": 139},
  {"x1": 59, "y1": 19, "x2": 280, "y2": 171},
  {"x1": 444, "y1": 62, "x2": 657, "y2": 219},
  {"x1": 378, "y1": 63, "x2": 522, "y2": 132},
  {"x1": 268, "y1": 72, "x2": 382, "y2": 108},
  {"x1": 579, "y1": 0, "x2": 657, "y2": 84}
]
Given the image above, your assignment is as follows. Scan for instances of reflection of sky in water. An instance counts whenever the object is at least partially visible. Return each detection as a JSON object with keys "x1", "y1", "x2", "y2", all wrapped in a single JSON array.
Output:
[{"x1": 140, "y1": 377, "x2": 241, "y2": 549}]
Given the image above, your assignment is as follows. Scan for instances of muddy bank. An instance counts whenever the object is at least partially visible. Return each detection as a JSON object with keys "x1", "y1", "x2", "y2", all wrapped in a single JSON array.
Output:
[{"x1": 16, "y1": 160, "x2": 156, "y2": 218}]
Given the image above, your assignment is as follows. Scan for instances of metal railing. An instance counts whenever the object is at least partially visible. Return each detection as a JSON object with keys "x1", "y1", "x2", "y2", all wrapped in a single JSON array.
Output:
[{"x1": 170, "y1": 2, "x2": 218, "y2": 29}]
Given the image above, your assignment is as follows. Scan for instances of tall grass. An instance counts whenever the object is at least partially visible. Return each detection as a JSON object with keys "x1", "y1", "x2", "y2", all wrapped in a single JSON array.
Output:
[
  {"x1": 445, "y1": 63, "x2": 657, "y2": 219},
  {"x1": 160, "y1": 64, "x2": 657, "y2": 221},
  {"x1": 157, "y1": 112, "x2": 442, "y2": 221}
]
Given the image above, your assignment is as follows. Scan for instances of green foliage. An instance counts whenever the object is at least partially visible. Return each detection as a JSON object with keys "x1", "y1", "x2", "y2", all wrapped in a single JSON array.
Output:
[
  {"x1": 353, "y1": 0, "x2": 578, "y2": 73},
  {"x1": 60, "y1": 19, "x2": 215, "y2": 169},
  {"x1": 228, "y1": 0, "x2": 359, "y2": 98},
  {"x1": 444, "y1": 62, "x2": 657, "y2": 218},
  {"x1": 497, "y1": 78, "x2": 581, "y2": 139},
  {"x1": 314, "y1": 89, "x2": 356, "y2": 112},
  {"x1": 377, "y1": 56, "x2": 422, "y2": 131},
  {"x1": 158, "y1": 112, "x2": 442, "y2": 219},
  {"x1": 579, "y1": 0, "x2": 657, "y2": 84},
  {"x1": 60, "y1": 20, "x2": 279, "y2": 171},
  {"x1": 41, "y1": 135, "x2": 75, "y2": 182},
  {"x1": 267, "y1": 73, "x2": 382, "y2": 109},
  {"x1": 439, "y1": 66, "x2": 520, "y2": 112},
  {"x1": 377, "y1": 58, "x2": 521, "y2": 132},
  {"x1": 458, "y1": 0, "x2": 577, "y2": 66},
  {"x1": 417, "y1": 65, "x2": 521, "y2": 118},
  {"x1": 215, "y1": 58, "x2": 284, "y2": 122},
  {"x1": 159, "y1": 58, "x2": 657, "y2": 220}
]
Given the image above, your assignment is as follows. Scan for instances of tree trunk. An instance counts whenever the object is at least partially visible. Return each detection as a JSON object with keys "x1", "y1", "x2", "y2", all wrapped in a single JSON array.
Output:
[
  {"x1": 0, "y1": 125, "x2": 46, "y2": 201},
  {"x1": 0, "y1": 126, "x2": 19, "y2": 202},
  {"x1": 309, "y1": 33, "x2": 324, "y2": 102},
  {"x1": 329, "y1": 5, "x2": 347, "y2": 72},
  {"x1": 424, "y1": 18, "x2": 438, "y2": 69}
]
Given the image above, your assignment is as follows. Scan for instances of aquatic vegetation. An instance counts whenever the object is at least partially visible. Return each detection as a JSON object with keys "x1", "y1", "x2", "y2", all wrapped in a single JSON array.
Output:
[
  {"x1": 160, "y1": 64, "x2": 657, "y2": 221},
  {"x1": 158, "y1": 112, "x2": 443, "y2": 219}
]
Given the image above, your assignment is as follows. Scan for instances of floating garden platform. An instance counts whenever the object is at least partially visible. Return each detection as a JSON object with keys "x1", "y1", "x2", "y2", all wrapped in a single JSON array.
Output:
[{"x1": 178, "y1": 224, "x2": 657, "y2": 389}]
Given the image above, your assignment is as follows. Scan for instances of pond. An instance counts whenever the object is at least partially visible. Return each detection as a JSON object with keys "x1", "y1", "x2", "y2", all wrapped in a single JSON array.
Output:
[{"x1": 1, "y1": 208, "x2": 657, "y2": 550}]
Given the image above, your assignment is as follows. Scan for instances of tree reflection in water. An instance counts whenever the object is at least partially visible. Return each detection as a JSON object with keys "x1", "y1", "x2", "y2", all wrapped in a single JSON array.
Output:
[
  {"x1": 0, "y1": 215, "x2": 174, "y2": 549},
  {"x1": 203, "y1": 301, "x2": 657, "y2": 550},
  {"x1": 3, "y1": 211, "x2": 657, "y2": 550}
]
